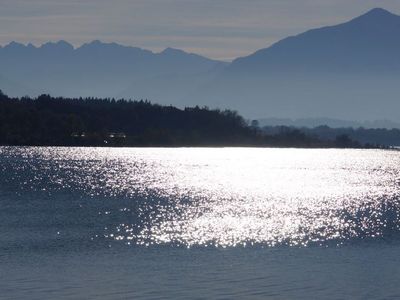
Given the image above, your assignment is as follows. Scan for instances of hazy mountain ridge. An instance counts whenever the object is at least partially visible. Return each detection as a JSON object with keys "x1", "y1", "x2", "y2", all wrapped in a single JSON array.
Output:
[
  {"x1": 229, "y1": 8, "x2": 400, "y2": 73},
  {"x1": 0, "y1": 40, "x2": 227, "y2": 100},
  {"x1": 194, "y1": 7, "x2": 400, "y2": 122},
  {"x1": 1, "y1": 8, "x2": 400, "y2": 124}
]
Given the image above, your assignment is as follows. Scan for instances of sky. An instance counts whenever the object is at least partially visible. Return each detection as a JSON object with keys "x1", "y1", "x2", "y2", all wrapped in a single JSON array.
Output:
[{"x1": 1, "y1": 0, "x2": 400, "y2": 61}]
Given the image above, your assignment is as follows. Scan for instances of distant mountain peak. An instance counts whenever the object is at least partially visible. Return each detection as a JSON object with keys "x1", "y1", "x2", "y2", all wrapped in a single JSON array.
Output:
[
  {"x1": 81, "y1": 40, "x2": 110, "y2": 48},
  {"x1": 89, "y1": 39, "x2": 102, "y2": 45},
  {"x1": 56, "y1": 40, "x2": 73, "y2": 47},
  {"x1": 160, "y1": 47, "x2": 187, "y2": 56},
  {"x1": 159, "y1": 47, "x2": 228, "y2": 65},
  {"x1": 40, "y1": 40, "x2": 74, "y2": 51},
  {"x1": 4, "y1": 41, "x2": 25, "y2": 49},
  {"x1": 78, "y1": 40, "x2": 148, "y2": 54},
  {"x1": 84, "y1": 40, "x2": 120, "y2": 47},
  {"x1": 350, "y1": 7, "x2": 399, "y2": 24},
  {"x1": 364, "y1": 7, "x2": 393, "y2": 16}
]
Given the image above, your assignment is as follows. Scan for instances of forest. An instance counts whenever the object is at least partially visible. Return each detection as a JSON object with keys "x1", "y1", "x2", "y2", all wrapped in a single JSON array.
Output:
[
  {"x1": 263, "y1": 126, "x2": 400, "y2": 147},
  {"x1": 0, "y1": 91, "x2": 387, "y2": 148},
  {"x1": 0, "y1": 92, "x2": 257, "y2": 146}
]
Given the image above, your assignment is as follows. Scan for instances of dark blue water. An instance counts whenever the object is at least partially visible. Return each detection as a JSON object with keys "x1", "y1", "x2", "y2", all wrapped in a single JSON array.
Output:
[{"x1": 1, "y1": 147, "x2": 400, "y2": 299}]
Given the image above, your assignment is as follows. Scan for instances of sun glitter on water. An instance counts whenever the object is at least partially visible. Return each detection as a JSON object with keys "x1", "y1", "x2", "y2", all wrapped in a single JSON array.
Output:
[{"x1": 2, "y1": 147, "x2": 400, "y2": 248}]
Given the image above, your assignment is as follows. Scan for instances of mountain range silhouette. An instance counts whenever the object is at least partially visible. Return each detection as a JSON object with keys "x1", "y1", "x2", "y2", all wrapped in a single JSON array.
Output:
[{"x1": 1, "y1": 8, "x2": 399, "y2": 122}]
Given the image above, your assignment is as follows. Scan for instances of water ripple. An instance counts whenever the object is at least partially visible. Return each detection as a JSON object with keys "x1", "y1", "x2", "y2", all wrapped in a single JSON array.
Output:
[{"x1": 1, "y1": 147, "x2": 400, "y2": 248}]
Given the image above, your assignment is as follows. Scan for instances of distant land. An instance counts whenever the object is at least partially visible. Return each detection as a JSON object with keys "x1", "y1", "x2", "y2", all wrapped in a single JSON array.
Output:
[
  {"x1": 0, "y1": 40, "x2": 226, "y2": 107},
  {"x1": 258, "y1": 118, "x2": 400, "y2": 129},
  {"x1": 200, "y1": 8, "x2": 400, "y2": 122},
  {"x1": 262, "y1": 125, "x2": 400, "y2": 147},
  {"x1": 1, "y1": 8, "x2": 400, "y2": 125}
]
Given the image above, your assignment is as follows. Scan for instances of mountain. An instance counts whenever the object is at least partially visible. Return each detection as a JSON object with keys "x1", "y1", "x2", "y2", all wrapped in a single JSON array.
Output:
[
  {"x1": 0, "y1": 40, "x2": 227, "y2": 104},
  {"x1": 193, "y1": 8, "x2": 400, "y2": 122},
  {"x1": 1, "y1": 8, "x2": 400, "y2": 124},
  {"x1": 230, "y1": 8, "x2": 400, "y2": 73}
]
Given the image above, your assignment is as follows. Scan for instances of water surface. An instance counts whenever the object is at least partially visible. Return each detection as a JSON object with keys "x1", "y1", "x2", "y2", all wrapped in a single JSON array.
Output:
[{"x1": 1, "y1": 147, "x2": 400, "y2": 299}]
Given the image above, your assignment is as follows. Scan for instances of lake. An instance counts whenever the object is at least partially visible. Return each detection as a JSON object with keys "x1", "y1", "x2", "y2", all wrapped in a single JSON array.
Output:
[{"x1": 1, "y1": 147, "x2": 400, "y2": 299}]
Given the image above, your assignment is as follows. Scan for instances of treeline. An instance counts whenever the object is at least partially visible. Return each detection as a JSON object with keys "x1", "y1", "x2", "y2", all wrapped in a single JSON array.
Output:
[
  {"x1": 263, "y1": 125, "x2": 399, "y2": 147},
  {"x1": 0, "y1": 92, "x2": 264, "y2": 146},
  {"x1": 0, "y1": 91, "x2": 391, "y2": 148}
]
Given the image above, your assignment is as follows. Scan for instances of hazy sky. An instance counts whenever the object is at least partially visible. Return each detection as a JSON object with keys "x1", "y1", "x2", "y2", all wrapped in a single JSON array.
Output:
[{"x1": 1, "y1": 0, "x2": 400, "y2": 60}]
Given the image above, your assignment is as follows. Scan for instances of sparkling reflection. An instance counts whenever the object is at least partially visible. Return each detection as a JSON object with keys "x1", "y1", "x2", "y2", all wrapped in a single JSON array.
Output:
[{"x1": 1, "y1": 147, "x2": 400, "y2": 247}]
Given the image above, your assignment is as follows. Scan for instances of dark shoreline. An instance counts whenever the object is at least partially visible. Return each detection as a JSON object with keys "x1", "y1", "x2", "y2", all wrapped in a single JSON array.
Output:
[{"x1": 0, "y1": 92, "x2": 394, "y2": 149}]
